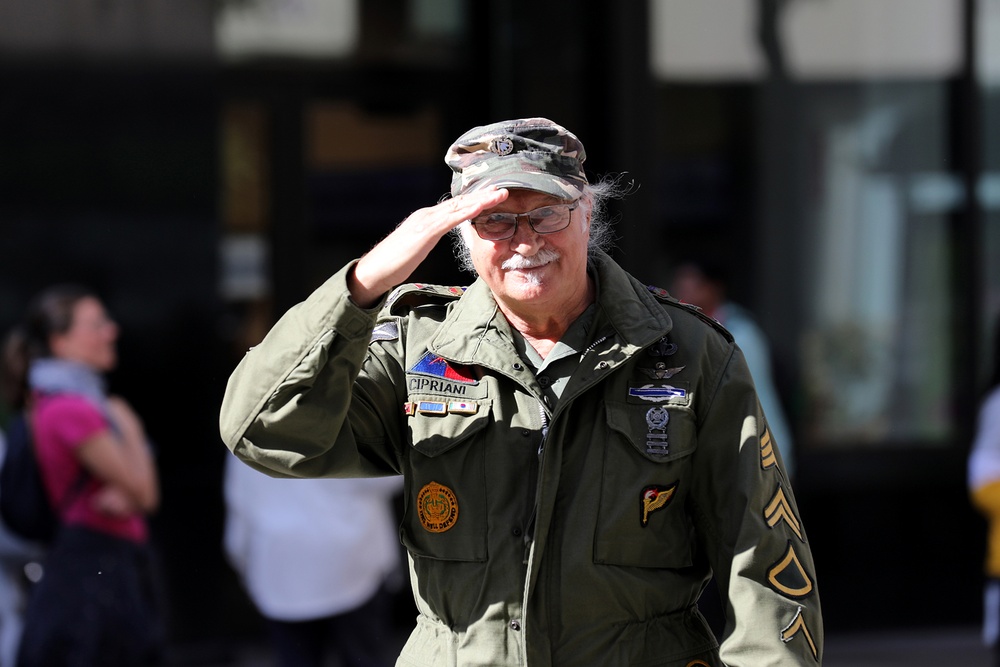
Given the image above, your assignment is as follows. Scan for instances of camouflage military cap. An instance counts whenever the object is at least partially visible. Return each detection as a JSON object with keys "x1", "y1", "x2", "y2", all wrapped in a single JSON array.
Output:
[{"x1": 445, "y1": 118, "x2": 588, "y2": 200}]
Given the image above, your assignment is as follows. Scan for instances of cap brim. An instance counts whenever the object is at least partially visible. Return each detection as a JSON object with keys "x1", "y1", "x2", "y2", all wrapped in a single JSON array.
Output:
[{"x1": 455, "y1": 175, "x2": 584, "y2": 201}]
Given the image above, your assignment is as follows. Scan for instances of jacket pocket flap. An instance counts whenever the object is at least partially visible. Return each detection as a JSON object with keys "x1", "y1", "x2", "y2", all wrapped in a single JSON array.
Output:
[
  {"x1": 407, "y1": 398, "x2": 491, "y2": 457},
  {"x1": 605, "y1": 400, "x2": 697, "y2": 463}
]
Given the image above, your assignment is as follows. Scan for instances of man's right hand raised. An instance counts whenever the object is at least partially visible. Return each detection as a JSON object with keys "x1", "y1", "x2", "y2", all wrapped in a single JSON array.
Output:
[{"x1": 348, "y1": 187, "x2": 509, "y2": 308}]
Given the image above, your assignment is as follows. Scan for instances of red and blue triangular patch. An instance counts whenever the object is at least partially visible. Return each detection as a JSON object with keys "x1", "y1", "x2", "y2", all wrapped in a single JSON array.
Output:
[{"x1": 408, "y1": 352, "x2": 478, "y2": 384}]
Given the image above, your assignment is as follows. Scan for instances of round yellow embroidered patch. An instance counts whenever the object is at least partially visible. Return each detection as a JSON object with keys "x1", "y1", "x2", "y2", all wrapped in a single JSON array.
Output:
[{"x1": 417, "y1": 481, "x2": 459, "y2": 533}]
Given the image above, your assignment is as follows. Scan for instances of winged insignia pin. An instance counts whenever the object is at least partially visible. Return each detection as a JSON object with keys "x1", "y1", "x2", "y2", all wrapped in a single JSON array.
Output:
[{"x1": 640, "y1": 363, "x2": 685, "y2": 380}]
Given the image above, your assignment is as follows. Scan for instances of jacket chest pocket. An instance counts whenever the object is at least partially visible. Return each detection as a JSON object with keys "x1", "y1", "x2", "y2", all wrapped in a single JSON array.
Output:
[
  {"x1": 594, "y1": 401, "x2": 698, "y2": 569},
  {"x1": 401, "y1": 397, "x2": 492, "y2": 562}
]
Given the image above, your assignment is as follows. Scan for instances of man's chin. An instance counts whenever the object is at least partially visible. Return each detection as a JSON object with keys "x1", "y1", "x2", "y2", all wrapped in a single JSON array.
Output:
[{"x1": 507, "y1": 266, "x2": 549, "y2": 287}]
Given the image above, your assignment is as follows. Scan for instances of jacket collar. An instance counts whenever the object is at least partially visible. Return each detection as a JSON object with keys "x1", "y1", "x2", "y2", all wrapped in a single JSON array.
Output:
[{"x1": 427, "y1": 250, "x2": 672, "y2": 370}]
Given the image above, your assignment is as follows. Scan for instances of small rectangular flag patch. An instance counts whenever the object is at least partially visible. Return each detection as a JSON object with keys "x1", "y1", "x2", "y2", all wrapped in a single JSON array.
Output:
[{"x1": 417, "y1": 401, "x2": 448, "y2": 415}]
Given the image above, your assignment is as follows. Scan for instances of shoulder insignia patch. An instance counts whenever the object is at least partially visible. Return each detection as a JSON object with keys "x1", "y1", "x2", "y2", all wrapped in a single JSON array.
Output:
[
  {"x1": 370, "y1": 321, "x2": 399, "y2": 343},
  {"x1": 781, "y1": 606, "x2": 820, "y2": 661}
]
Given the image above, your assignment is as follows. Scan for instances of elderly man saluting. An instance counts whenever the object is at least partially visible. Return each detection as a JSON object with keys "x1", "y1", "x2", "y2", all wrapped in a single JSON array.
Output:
[{"x1": 220, "y1": 118, "x2": 823, "y2": 667}]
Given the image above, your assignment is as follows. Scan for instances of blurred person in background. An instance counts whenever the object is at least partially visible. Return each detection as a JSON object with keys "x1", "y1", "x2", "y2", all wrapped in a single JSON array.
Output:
[
  {"x1": 220, "y1": 117, "x2": 821, "y2": 666},
  {"x1": 223, "y1": 455, "x2": 403, "y2": 667},
  {"x1": 0, "y1": 428, "x2": 43, "y2": 667},
  {"x1": 1, "y1": 284, "x2": 163, "y2": 667},
  {"x1": 671, "y1": 257, "x2": 796, "y2": 478},
  {"x1": 969, "y1": 313, "x2": 1000, "y2": 667}
]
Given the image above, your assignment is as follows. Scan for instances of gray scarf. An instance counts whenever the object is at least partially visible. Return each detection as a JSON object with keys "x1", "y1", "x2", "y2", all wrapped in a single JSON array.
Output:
[{"x1": 28, "y1": 358, "x2": 108, "y2": 414}]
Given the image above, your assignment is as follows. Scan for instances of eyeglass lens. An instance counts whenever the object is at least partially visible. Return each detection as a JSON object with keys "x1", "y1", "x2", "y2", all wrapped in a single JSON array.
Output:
[{"x1": 472, "y1": 204, "x2": 575, "y2": 240}]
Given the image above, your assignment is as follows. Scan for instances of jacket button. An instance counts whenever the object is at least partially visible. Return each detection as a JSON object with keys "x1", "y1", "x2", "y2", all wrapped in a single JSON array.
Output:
[
  {"x1": 538, "y1": 375, "x2": 551, "y2": 387},
  {"x1": 597, "y1": 361, "x2": 610, "y2": 370},
  {"x1": 512, "y1": 363, "x2": 524, "y2": 371},
  {"x1": 512, "y1": 527, "x2": 522, "y2": 537},
  {"x1": 509, "y1": 620, "x2": 521, "y2": 631}
]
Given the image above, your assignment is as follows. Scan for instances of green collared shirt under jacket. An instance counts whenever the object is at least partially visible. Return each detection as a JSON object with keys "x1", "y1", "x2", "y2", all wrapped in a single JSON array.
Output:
[{"x1": 220, "y1": 250, "x2": 823, "y2": 667}]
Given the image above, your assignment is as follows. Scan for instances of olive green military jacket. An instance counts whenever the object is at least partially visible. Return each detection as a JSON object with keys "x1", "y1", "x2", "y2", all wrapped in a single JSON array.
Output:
[{"x1": 220, "y1": 251, "x2": 822, "y2": 667}]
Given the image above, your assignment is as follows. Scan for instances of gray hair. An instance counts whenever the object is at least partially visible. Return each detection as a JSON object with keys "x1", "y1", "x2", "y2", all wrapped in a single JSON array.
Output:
[{"x1": 450, "y1": 174, "x2": 631, "y2": 275}]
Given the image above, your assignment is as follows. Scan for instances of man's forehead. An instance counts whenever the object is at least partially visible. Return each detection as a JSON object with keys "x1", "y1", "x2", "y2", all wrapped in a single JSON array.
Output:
[{"x1": 487, "y1": 189, "x2": 569, "y2": 212}]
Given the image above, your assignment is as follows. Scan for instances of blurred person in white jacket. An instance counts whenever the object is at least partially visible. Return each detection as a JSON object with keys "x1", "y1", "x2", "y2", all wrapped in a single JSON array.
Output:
[
  {"x1": 969, "y1": 316, "x2": 1000, "y2": 665},
  {"x1": 223, "y1": 454, "x2": 404, "y2": 667}
]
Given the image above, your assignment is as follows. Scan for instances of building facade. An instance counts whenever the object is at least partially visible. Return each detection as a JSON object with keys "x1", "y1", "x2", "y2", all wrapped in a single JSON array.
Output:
[{"x1": 1, "y1": 0, "x2": 998, "y2": 645}]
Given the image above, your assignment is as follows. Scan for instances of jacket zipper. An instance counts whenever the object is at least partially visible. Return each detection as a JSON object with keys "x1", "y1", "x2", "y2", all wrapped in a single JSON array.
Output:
[{"x1": 523, "y1": 401, "x2": 547, "y2": 565}]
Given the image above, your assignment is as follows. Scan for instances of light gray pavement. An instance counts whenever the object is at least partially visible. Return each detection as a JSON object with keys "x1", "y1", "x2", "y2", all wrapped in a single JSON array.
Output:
[
  {"x1": 823, "y1": 626, "x2": 991, "y2": 667},
  {"x1": 206, "y1": 626, "x2": 992, "y2": 666}
]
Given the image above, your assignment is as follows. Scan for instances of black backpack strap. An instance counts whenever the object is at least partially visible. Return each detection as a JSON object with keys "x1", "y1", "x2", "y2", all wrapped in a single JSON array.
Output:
[{"x1": 24, "y1": 405, "x2": 90, "y2": 519}]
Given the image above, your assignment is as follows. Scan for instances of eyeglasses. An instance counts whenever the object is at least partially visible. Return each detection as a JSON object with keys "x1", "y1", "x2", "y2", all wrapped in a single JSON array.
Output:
[{"x1": 470, "y1": 203, "x2": 578, "y2": 241}]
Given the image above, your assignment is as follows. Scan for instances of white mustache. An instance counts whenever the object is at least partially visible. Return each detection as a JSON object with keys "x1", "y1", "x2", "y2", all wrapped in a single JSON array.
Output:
[{"x1": 502, "y1": 249, "x2": 561, "y2": 271}]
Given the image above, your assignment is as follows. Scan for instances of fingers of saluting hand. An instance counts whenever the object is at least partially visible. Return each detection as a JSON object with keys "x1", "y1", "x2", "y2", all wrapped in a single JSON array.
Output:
[
  {"x1": 350, "y1": 187, "x2": 508, "y2": 307},
  {"x1": 446, "y1": 186, "x2": 510, "y2": 221},
  {"x1": 401, "y1": 187, "x2": 509, "y2": 236}
]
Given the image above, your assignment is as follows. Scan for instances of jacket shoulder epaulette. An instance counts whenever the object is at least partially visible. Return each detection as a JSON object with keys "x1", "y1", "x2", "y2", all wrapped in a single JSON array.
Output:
[
  {"x1": 384, "y1": 282, "x2": 467, "y2": 317},
  {"x1": 645, "y1": 284, "x2": 735, "y2": 344}
]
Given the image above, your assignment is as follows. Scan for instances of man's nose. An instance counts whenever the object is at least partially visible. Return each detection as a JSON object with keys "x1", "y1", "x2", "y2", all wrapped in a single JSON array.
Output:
[{"x1": 509, "y1": 217, "x2": 543, "y2": 254}]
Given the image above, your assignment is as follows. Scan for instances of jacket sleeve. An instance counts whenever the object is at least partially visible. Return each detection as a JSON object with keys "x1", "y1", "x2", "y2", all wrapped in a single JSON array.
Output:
[
  {"x1": 691, "y1": 346, "x2": 823, "y2": 666},
  {"x1": 219, "y1": 261, "x2": 405, "y2": 479}
]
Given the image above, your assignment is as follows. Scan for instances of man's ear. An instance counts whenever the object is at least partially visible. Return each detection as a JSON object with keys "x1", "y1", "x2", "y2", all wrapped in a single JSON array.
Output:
[{"x1": 581, "y1": 195, "x2": 594, "y2": 232}]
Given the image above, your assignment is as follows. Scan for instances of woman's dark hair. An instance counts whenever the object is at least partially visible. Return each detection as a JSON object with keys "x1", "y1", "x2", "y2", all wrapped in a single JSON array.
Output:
[{"x1": 1, "y1": 284, "x2": 97, "y2": 410}]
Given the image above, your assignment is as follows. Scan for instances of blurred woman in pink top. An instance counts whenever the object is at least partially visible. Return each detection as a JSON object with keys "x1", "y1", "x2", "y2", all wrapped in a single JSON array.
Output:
[{"x1": 1, "y1": 284, "x2": 162, "y2": 667}]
